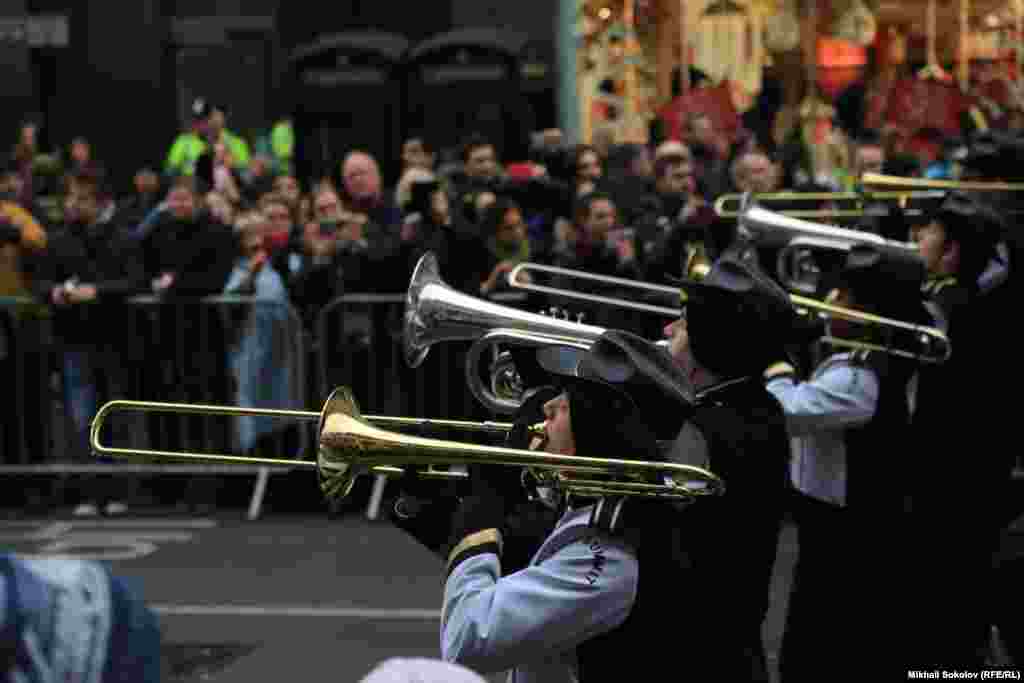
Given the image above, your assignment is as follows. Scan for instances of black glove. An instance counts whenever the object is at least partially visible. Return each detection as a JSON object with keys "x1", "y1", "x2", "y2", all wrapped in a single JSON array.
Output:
[
  {"x1": 0, "y1": 220, "x2": 20, "y2": 245},
  {"x1": 445, "y1": 463, "x2": 525, "y2": 578}
]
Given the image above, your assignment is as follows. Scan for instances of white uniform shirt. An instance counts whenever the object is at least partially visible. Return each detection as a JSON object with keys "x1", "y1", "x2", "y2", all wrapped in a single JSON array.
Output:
[{"x1": 766, "y1": 353, "x2": 880, "y2": 506}]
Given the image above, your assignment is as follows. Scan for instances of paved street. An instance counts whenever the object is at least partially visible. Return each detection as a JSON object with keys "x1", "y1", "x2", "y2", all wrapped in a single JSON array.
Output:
[
  {"x1": 0, "y1": 495, "x2": 799, "y2": 683},
  {"x1": 0, "y1": 479, "x2": 1018, "y2": 682}
]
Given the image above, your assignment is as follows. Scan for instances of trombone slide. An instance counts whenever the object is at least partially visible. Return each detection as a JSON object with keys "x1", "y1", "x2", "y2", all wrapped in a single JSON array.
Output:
[{"x1": 861, "y1": 172, "x2": 1024, "y2": 192}]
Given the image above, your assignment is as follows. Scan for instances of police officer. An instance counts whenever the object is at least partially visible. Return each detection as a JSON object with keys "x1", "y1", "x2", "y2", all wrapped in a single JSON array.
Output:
[
  {"x1": 765, "y1": 244, "x2": 930, "y2": 681},
  {"x1": 442, "y1": 254, "x2": 796, "y2": 683}
]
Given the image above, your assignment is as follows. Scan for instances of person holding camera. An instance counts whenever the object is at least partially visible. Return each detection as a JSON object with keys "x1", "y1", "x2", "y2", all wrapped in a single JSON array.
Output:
[{"x1": 293, "y1": 186, "x2": 399, "y2": 318}]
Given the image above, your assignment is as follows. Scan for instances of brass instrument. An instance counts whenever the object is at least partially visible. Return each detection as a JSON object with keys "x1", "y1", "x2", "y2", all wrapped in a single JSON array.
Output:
[
  {"x1": 402, "y1": 252, "x2": 686, "y2": 414},
  {"x1": 737, "y1": 205, "x2": 923, "y2": 294},
  {"x1": 714, "y1": 190, "x2": 946, "y2": 218},
  {"x1": 91, "y1": 388, "x2": 725, "y2": 504},
  {"x1": 861, "y1": 172, "x2": 1024, "y2": 192},
  {"x1": 506, "y1": 262, "x2": 952, "y2": 364}
]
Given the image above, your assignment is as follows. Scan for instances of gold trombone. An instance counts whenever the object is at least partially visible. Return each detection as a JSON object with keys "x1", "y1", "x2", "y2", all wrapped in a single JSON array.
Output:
[
  {"x1": 91, "y1": 388, "x2": 725, "y2": 505},
  {"x1": 506, "y1": 262, "x2": 952, "y2": 364},
  {"x1": 713, "y1": 190, "x2": 946, "y2": 218},
  {"x1": 861, "y1": 172, "x2": 1024, "y2": 192}
]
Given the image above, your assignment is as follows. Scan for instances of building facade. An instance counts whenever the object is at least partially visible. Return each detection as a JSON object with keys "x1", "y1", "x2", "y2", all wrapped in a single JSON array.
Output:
[{"x1": 0, "y1": 0, "x2": 562, "y2": 190}]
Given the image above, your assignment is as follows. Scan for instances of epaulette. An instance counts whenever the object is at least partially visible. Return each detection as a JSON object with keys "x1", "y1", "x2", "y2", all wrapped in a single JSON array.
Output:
[
  {"x1": 922, "y1": 276, "x2": 957, "y2": 296},
  {"x1": 588, "y1": 496, "x2": 627, "y2": 536}
]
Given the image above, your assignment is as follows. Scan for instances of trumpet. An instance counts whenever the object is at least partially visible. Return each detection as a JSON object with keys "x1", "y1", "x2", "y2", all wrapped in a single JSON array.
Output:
[
  {"x1": 737, "y1": 205, "x2": 924, "y2": 294},
  {"x1": 506, "y1": 262, "x2": 952, "y2": 364},
  {"x1": 714, "y1": 190, "x2": 946, "y2": 219},
  {"x1": 91, "y1": 387, "x2": 725, "y2": 505}
]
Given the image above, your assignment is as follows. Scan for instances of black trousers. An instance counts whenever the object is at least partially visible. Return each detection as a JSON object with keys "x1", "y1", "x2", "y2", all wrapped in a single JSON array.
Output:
[
  {"x1": 905, "y1": 475, "x2": 1015, "y2": 669},
  {"x1": 780, "y1": 491, "x2": 915, "y2": 682}
]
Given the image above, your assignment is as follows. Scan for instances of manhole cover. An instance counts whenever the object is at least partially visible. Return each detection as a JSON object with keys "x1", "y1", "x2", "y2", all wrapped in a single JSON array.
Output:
[{"x1": 162, "y1": 643, "x2": 259, "y2": 681}]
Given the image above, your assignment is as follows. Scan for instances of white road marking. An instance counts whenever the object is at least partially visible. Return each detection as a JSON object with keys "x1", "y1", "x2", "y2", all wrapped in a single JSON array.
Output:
[
  {"x1": 151, "y1": 605, "x2": 443, "y2": 619},
  {"x1": 0, "y1": 519, "x2": 218, "y2": 529}
]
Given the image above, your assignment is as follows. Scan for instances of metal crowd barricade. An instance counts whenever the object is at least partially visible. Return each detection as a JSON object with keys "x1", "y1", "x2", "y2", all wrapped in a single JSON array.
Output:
[
  {"x1": 314, "y1": 289, "x2": 534, "y2": 519},
  {"x1": 122, "y1": 294, "x2": 310, "y2": 518},
  {"x1": 1, "y1": 295, "x2": 309, "y2": 520},
  {"x1": 0, "y1": 296, "x2": 58, "y2": 467}
]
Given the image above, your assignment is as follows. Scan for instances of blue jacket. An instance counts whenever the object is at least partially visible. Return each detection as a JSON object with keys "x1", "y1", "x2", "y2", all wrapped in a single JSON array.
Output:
[{"x1": 0, "y1": 555, "x2": 160, "y2": 683}]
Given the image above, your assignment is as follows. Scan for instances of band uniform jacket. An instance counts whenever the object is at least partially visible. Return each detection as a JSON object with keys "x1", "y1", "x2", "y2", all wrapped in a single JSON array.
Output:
[
  {"x1": 442, "y1": 503, "x2": 638, "y2": 683},
  {"x1": 766, "y1": 350, "x2": 916, "y2": 677},
  {"x1": 577, "y1": 378, "x2": 789, "y2": 683}
]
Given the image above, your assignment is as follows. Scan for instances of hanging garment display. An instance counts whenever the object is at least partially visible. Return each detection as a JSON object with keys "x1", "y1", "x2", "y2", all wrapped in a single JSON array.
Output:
[
  {"x1": 800, "y1": 97, "x2": 849, "y2": 187},
  {"x1": 691, "y1": 0, "x2": 764, "y2": 110},
  {"x1": 656, "y1": 80, "x2": 742, "y2": 142},
  {"x1": 883, "y1": 76, "x2": 974, "y2": 136}
]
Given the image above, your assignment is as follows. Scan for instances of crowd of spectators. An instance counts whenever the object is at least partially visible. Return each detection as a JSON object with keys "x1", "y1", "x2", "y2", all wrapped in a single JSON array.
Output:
[{"x1": 0, "y1": 93, "x2": 957, "y2": 514}]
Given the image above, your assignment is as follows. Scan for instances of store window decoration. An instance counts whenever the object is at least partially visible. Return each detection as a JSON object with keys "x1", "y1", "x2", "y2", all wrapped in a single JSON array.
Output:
[
  {"x1": 577, "y1": 0, "x2": 661, "y2": 143},
  {"x1": 764, "y1": 0, "x2": 801, "y2": 53}
]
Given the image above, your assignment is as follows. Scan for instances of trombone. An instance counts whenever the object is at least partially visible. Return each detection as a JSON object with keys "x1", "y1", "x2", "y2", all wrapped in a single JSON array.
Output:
[
  {"x1": 714, "y1": 190, "x2": 946, "y2": 218},
  {"x1": 506, "y1": 262, "x2": 952, "y2": 364},
  {"x1": 861, "y1": 172, "x2": 1024, "y2": 192},
  {"x1": 91, "y1": 387, "x2": 725, "y2": 504},
  {"x1": 736, "y1": 205, "x2": 924, "y2": 294}
]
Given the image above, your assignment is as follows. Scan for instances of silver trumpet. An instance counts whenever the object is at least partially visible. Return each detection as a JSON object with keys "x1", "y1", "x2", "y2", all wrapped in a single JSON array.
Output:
[{"x1": 403, "y1": 252, "x2": 670, "y2": 414}]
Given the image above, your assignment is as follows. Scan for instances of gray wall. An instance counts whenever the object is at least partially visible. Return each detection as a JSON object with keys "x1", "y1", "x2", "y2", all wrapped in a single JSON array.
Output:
[{"x1": 0, "y1": 0, "x2": 33, "y2": 152}]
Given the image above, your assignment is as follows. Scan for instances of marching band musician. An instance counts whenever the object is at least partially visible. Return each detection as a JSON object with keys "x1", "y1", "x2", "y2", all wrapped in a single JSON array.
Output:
[
  {"x1": 764, "y1": 244, "x2": 930, "y2": 681},
  {"x1": 951, "y1": 133, "x2": 1024, "y2": 665},
  {"x1": 441, "y1": 255, "x2": 796, "y2": 683},
  {"x1": 906, "y1": 191, "x2": 1010, "y2": 668},
  {"x1": 659, "y1": 255, "x2": 798, "y2": 681},
  {"x1": 440, "y1": 376, "x2": 666, "y2": 683}
]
